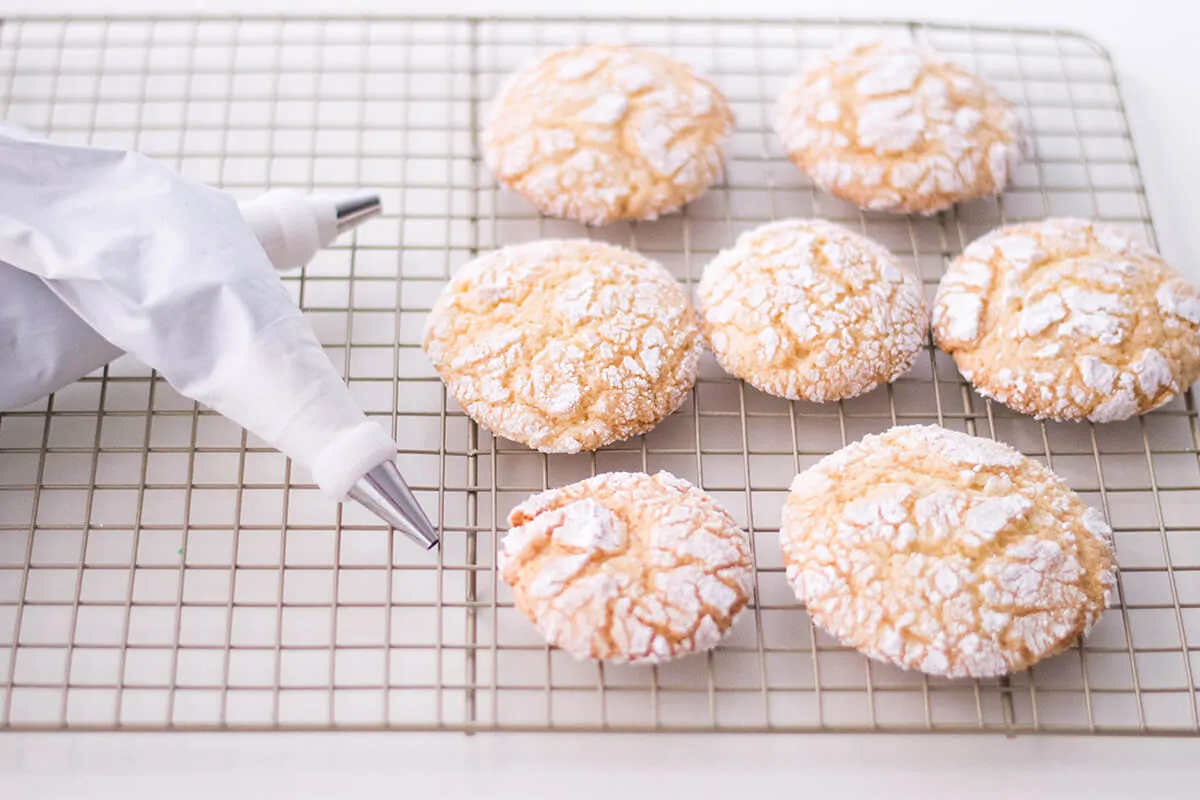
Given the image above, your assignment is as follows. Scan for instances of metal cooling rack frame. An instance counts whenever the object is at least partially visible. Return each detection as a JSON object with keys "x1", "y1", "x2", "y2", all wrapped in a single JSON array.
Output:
[{"x1": 1, "y1": 13, "x2": 1198, "y2": 736}]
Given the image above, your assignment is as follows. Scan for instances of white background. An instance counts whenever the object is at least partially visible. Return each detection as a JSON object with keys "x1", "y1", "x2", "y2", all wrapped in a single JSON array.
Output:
[{"x1": 3, "y1": 0, "x2": 1200, "y2": 797}]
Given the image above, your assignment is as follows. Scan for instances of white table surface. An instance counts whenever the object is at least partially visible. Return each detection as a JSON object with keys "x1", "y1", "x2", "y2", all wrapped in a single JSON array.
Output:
[{"x1": 2, "y1": 0, "x2": 1200, "y2": 797}]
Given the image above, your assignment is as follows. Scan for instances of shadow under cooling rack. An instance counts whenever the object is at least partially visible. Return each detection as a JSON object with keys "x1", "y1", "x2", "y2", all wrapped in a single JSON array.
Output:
[{"x1": 1, "y1": 14, "x2": 1199, "y2": 735}]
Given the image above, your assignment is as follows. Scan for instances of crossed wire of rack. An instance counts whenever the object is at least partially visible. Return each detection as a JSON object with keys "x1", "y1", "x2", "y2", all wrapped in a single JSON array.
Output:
[{"x1": 0, "y1": 14, "x2": 1197, "y2": 735}]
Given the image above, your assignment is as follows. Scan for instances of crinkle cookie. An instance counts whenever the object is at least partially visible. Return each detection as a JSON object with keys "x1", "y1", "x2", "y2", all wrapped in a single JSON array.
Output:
[
  {"x1": 482, "y1": 44, "x2": 733, "y2": 225},
  {"x1": 695, "y1": 219, "x2": 928, "y2": 402},
  {"x1": 422, "y1": 240, "x2": 701, "y2": 452},
  {"x1": 499, "y1": 471, "x2": 754, "y2": 663},
  {"x1": 775, "y1": 41, "x2": 1031, "y2": 214},
  {"x1": 780, "y1": 425, "x2": 1116, "y2": 678},
  {"x1": 933, "y1": 218, "x2": 1200, "y2": 422}
]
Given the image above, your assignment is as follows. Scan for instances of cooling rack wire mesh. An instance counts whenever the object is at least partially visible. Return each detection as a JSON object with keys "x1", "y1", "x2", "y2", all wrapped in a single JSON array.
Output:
[{"x1": 0, "y1": 13, "x2": 1198, "y2": 735}]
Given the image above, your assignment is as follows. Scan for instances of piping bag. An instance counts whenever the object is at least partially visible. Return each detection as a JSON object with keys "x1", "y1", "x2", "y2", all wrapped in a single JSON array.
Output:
[{"x1": 0, "y1": 122, "x2": 438, "y2": 549}]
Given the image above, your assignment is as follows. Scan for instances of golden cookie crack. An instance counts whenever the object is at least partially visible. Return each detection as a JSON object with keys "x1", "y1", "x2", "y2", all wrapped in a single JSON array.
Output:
[
  {"x1": 483, "y1": 45, "x2": 733, "y2": 225},
  {"x1": 775, "y1": 41, "x2": 1029, "y2": 214},
  {"x1": 933, "y1": 219, "x2": 1200, "y2": 422},
  {"x1": 424, "y1": 240, "x2": 701, "y2": 452},
  {"x1": 780, "y1": 426, "x2": 1116, "y2": 678},
  {"x1": 697, "y1": 219, "x2": 928, "y2": 402},
  {"x1": 500, "y1": 471, "x2": 754, "y2": 663}
]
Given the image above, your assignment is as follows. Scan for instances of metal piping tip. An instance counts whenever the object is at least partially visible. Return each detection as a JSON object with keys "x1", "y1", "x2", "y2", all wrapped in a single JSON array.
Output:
[
  {"x1": 348, "y1": 461, "x2": 439, "y2": 550},
  {"x1": 334, "y1": 192, "x2": 383, "y2": 235}
]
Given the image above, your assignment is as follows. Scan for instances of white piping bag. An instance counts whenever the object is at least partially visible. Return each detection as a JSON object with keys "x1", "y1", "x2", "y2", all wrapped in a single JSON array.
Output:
[
  {"x1": 0, "y1": 123, "x2": 437, "y2": 549},
  {"x1": 0, "y1": 187, "x2": 379, "y2": 410}
]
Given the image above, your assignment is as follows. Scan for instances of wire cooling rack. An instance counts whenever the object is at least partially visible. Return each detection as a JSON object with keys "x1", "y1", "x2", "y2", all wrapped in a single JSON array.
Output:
[{"x1": 1, "y1": 13, "x2": 1198, "y2": 736}]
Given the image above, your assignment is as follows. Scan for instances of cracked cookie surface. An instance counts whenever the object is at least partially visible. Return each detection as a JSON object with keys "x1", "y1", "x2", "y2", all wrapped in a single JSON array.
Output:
[
  {"x1": 775, "y1": 41, "x2": 1030, "y2": 214},
  {"x1": 500, "y1": 471, "x2": 754, "y2": 663},
  {"x1": 696, "y1": 219, "x2": 927, "y2": 402},
  {"x1": 780, "y1": 425, "x2": 1116, "y2": 678},
  {"x1": 423, "y1": 239, "x2": 701, "y2": 452},
  {"x1": 933, "y1": 218, "x2": 1200, "y2": 422},
  {"x1": 483, "y1": 45, "x2": 733, "y2": 225}
]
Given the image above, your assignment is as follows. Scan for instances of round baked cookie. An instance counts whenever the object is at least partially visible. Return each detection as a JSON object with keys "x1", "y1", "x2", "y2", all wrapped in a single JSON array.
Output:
[
  {"x1": 695, "y1": 219, "x2": 928, "y2": 402},
  {"x1": 780, "y1": 425, "x2": 1116, "y2": 678},
  {"x1": 422, "y1": 239, "x2": 701, "y2": 453},
  {"x1": 933, "y1": 218, "x2": 1200, "y2": 422},
  {"x1": 499, "y1": 471, "x2": 754, "y2": 663},
  {"x1": 775, "y1": 41, "x2": 1031, "y2": 214},
  {"x1": 482, "y1": 45, "x2": 734, "y2": 225}
]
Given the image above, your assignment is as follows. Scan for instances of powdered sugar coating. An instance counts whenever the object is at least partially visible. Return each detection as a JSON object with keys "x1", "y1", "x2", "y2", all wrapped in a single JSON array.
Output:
[
  {"x1": 423, "y1": 240, "x2": 701, "y2": 452},
  {"x1": 696, "y1": 219, "x2": 928, "y2": 402},
  {"x1": 780, "y1": 425, "x2": 1116, "y2": 678},
  {"x1": 500, "y1": 471, "x2": 754, "y2": 663},
  {"x1": 483, "y1": 45, "x2": 734, "y2": 225},
  {"x1": 775, "y1": 41, "x2": 1031, "y2": 214},
  {"x1": 933, "y1": 218, "x2": 1200, "y2": 422}
]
